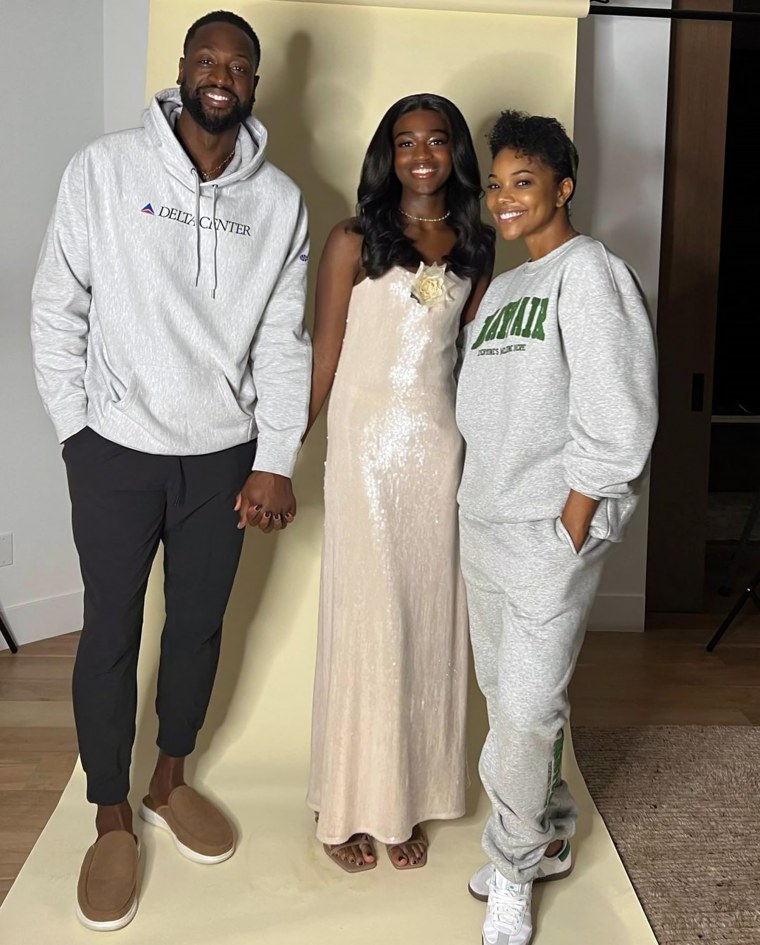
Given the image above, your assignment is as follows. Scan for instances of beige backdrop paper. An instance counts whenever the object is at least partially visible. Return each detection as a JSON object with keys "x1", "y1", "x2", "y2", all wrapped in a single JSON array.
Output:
[
  {"x1": 0, "y1": 3, "x2": 655, "y2": 943},
  {"x1": 293, "y1": 0, "x2": 590, "y2": 16}
]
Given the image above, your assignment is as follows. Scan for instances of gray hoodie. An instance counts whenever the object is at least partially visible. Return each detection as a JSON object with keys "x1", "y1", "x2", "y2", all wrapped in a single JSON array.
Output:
[
  {"x1": 32, "y1": 88, "x2": 311, "y2": 477},
  {"x1": 456, "y1": 235, "x2": 658, "y2": 540}
]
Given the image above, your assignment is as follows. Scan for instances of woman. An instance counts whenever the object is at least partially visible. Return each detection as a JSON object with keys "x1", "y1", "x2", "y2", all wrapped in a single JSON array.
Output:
[
  {"x1": 306, "y1": 93, "x2": 494, "y2": 873},
  {"x1": 456, "y1": 111, "x2": 658, "y2": 944}
]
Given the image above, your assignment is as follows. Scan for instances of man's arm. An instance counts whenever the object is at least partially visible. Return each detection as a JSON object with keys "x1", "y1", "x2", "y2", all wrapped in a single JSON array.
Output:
[
  {"x1": 235, "y1": 196, "x2": 311, "y2": 532},
  {"x1": 31, "y1": 151, "x2": 92, "y2": 442}
]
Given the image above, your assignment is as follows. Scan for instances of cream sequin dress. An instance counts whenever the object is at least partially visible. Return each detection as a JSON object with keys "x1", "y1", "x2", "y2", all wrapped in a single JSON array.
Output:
[{"x1": 308, "y1": 265, "x2": 471, "y2": 845}]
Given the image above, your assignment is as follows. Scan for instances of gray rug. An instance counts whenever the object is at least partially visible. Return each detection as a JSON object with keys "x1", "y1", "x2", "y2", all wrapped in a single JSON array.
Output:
[{"x1": 573, "y1": 726, "x2": 760, "y2": 945}]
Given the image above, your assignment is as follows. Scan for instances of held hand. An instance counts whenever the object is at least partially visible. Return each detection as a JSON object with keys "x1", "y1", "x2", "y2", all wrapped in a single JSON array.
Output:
[{"x1": 234, "y1": 472, "x2": 296, "y2": 533}]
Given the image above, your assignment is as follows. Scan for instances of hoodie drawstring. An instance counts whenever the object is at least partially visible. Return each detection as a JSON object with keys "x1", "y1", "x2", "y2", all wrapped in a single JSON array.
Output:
[
  {"x1": 193, "y1": 169, "x2": 202, "y2": 288},
  {"x1": 191, "y1": 171, "x2": 220, "y2": 299},
  {"x1": 212, "y1": 185, "x2": 219, "y2": 299}
]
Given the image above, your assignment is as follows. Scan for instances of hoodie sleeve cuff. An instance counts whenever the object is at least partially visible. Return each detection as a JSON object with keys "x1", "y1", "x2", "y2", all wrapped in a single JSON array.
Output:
[
  {"x1": 251, "y1": 438, "x2": 299, "y2": 479},
  {"x1": 54, "y1": 413, "x2": 89, "y2": 445}
]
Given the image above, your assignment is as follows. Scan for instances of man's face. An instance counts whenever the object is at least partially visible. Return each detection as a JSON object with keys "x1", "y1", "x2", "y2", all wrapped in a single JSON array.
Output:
[{"x1": 178, "y1": 22, "x2": 259, "y2": 134}]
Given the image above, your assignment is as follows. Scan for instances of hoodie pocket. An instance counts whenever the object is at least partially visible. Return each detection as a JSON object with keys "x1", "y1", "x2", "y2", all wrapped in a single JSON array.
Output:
[
  {"x1": 214, "y1": 375, "x2": 252, "y2": 424},
  {"x1": 109, "y1": 370, "x2": 252, "y2": 442}
]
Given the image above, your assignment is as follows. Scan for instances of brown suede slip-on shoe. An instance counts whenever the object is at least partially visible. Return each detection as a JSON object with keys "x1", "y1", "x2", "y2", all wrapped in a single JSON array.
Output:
[
  {"x1": 138, "y1": 785, "x2": 235, "y2": 864},
  {"x1": 76, "y1": 831, "x2": 139, "y2": 932}
]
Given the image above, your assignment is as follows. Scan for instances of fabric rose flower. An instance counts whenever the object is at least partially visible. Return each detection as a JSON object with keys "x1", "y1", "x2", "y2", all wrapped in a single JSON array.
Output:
[{"x1": 410, "y1": 262, "x2": 451, "y2": 307}]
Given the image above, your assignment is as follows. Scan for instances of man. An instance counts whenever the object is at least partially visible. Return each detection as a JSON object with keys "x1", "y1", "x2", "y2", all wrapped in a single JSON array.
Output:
[{"x1": 31, "y1": 11, "x2": 311, "y2": 931}]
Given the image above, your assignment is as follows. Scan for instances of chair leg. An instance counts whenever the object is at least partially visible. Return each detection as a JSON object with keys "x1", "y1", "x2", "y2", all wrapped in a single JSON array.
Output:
[
  {"x1": 707, "y1": 567, "x2": 760, "y2": 652},
  {"x1": 0, "y1": 613, "x2": 18, "y2": 654}
]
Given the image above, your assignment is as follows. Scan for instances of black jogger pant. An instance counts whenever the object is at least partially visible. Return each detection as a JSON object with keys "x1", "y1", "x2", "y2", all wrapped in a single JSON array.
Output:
[{"x1": 63, "y1": 427, "x2": 256, "y2": 805}]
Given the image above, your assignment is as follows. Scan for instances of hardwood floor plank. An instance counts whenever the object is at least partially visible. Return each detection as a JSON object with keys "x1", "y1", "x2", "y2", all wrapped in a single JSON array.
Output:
[
  {"x1": 0, "y1": 658, "x2": 74, "y2": 682},
  {"x1": 0, "y1": 727, "x2": 78, "y2": 753},
  {"x1": 0, "y1": 761, "x2": 36, "y2": 791},
  {"x1": 0, "y1": 633, "x2": 79, "y2": 659},
  {"x1": 25, "y1": 753, "x2": 77, "y2": 792},
  {"x1": 0, "y1": 702, "x2": 75, "y2": 729},
  {"x1": 0, "y1": 680, "x2": 72, "y2": 702},
  {"x1": 0, "y1": 791, "x2": 61, "y2": 832}
]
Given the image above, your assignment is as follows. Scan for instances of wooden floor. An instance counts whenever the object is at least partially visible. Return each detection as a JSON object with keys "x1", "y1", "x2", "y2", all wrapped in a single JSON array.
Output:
[{"x1": 1, "y1": 606, "x2": 759, "y2": 906}]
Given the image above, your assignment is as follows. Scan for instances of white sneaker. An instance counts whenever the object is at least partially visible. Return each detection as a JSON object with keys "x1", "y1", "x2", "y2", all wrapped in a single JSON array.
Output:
[
  {"x1": 482, "y1": 872, "x2": 533, "y2": 945},
  {"x1": 468, "y1": 839, "x2": 572, "y2": 901}
]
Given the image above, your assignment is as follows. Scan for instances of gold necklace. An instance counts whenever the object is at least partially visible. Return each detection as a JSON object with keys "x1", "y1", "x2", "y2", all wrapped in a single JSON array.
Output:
[
  {"x1": 399, "y1": 208, "x2": 451, "y2": 224},
  {"x1": 198, "y1": 149, "x2": 235, "y2": 182}
]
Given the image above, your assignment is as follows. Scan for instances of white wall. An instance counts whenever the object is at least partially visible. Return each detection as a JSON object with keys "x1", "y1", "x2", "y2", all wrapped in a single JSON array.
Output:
[
  {"x1": 103, "y1": 0, "x2": 151, "y2": 132},
  {"x1": 574, "y1": 0, "x2": 672, "y2": 629},
  {"x1": 0, "y1": 0, "x2": 105, "y2": 647}
]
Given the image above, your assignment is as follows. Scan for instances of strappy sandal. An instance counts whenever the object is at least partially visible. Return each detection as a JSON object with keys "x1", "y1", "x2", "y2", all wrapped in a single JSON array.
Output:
[
  {"x1": 324, "y1": 834, "x2": 378, "y2": 873},
  {"x1": 387, "y1": 823, "x2": 428, "y2": 870}
]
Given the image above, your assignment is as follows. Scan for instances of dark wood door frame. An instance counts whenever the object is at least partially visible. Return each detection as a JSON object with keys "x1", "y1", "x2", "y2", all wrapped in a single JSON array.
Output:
[{"x1": 647, "y1": 0, "x2": 733, "y2": 612}]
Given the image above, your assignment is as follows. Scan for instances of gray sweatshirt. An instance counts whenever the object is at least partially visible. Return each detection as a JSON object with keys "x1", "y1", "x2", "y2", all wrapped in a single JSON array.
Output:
[
  {"x1": 456, "y1": 235, "x2": 658, "y2": 540},
  {"x1": 32, "y1": 88, "x2": 311, "y2": 477}
]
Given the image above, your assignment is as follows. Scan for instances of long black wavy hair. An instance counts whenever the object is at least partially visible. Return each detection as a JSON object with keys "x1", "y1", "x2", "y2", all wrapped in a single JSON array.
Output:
[{"x1": 355, "y1": 93, "x2": 494, "y2": 281}]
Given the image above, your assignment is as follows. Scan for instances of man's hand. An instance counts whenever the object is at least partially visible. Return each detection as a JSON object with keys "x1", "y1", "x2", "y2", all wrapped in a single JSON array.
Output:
[{"x1": 234, "y1": 472, "x2": 296, "y2": 533}]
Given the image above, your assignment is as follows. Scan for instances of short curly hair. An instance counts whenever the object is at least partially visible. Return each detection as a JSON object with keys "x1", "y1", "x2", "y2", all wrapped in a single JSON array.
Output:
[
  {"x1": 184, "y1": 11, "x2": 261, "y2": 65},
  {"x1": 487, "y1": 110, "x2": 579, "y2": 203}
]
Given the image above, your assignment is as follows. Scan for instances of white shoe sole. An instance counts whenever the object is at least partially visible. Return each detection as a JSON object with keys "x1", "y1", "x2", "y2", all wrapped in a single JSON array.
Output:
[
  {"x1": 76, "y1": 897, "x2": 138, "y2": 932},
  {"x1": 138, "y1": 802, "x2": 234, "y2": 864}
]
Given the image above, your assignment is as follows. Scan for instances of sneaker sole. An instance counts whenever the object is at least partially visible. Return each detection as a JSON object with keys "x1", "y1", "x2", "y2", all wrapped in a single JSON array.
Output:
[
  {"x1": 468, "y1": 861, "x2": 573, "y2": 902},
  {"x1": 138, "y1": 802, "x2": 234, "y2": 865}
]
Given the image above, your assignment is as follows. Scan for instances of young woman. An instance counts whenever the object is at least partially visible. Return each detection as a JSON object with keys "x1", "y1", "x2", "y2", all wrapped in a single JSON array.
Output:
[
  {"x1": 456, "y1": 112, "x2": 658, "y2": 944},
  {"x1": 306, "y1": 93, "x2": 494, "y2": 873}
]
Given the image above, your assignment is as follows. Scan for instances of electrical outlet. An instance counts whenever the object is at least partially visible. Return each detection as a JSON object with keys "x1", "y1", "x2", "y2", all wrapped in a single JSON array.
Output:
[{"x1": 0, "y1": 533, "x2": 12, "y2": 567}]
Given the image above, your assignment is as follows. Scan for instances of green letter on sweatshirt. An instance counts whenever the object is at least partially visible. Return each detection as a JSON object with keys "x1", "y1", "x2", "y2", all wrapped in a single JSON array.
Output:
[
  {"x1": 472, "y1": 312, "x2": 498, "y2": 349},
  {"x1": 531, "y1": 298, "x2": 549, "y2": 341}
]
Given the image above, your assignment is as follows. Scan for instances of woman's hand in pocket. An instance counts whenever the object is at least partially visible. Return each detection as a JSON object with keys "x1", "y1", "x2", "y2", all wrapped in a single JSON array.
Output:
[{"x1": 560, "y1": 489, "x2": 599, "y2": 553}]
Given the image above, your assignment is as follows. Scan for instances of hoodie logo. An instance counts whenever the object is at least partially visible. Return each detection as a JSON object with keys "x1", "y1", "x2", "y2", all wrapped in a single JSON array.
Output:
[{"x1": 146, "y1": 204, "x2": 252, "y2": 237}]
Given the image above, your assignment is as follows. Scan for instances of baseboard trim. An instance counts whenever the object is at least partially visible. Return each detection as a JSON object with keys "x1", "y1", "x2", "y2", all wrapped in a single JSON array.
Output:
[
  {"x1": 589, "y1": 593, "x2": 645, "y2": 632},
  {"x1": 0, "y1": 588, "x2": 645, "y2": 648},
  {"x1": 0, "y1": 590, "x2": 83, "y2": 649}
]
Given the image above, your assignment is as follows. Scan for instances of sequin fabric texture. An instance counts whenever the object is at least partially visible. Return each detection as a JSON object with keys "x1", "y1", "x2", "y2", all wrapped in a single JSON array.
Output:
[{"x1": 308, "y1": 265, "x2": 471, "y2": 845}]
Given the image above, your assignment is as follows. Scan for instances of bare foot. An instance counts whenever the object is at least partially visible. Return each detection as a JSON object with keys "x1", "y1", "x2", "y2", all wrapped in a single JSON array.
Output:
[
  {"x1": 327, "y1": 835, "x2": 377, "y2": 869},
  {"x1": 323, "y1": 834, "x2": 377, "y2": 873},
  {"x1": 387, "y1": 824, "x2": 427, "y2": 869}
]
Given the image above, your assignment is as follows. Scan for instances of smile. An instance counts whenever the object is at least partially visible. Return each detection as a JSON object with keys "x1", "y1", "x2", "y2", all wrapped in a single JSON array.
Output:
[
  {"x1": 496, "y1": 210, "x2": 527, "y2": 222},
  {"x1": 202, "y1": 89, "x2": 235, "y2": 106},
  {"x1": 411, "y1": 166, "x2": 437, "y2": 178}
]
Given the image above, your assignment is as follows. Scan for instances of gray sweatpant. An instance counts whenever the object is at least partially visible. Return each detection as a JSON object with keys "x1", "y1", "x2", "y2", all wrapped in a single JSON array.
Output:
[{"x1": 459, "y1": 512, "x2": 611, "y2": 884}]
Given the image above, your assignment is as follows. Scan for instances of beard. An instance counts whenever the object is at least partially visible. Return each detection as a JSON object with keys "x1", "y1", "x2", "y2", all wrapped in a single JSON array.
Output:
[{"x1": 179, "y1": 81, "x2": 254, "y2": 134}]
